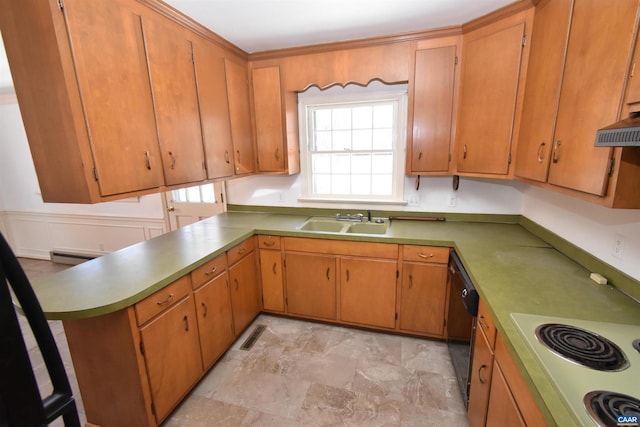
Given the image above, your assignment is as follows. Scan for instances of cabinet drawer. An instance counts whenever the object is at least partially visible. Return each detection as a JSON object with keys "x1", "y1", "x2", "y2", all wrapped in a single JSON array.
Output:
[
  {"x1": 402, "y1": 245, "x2": 449, "y2": 264},
  {"x1": 191, "y1": 254, "x2": 227, "y2": 289},
  {"x1": 477, "y1": 300, "x2": 497, "y2": 349},
  {"x1": 227, "y1": 237, "x2": 256, "y2": 266},
  {"x1": 135, "y1": 275, "x2": 191, "y2": 326},
  {"x1": 284, "y1": 237, "x2": 397, "y2": 259},
  {"x1": 258, "y1": 235, "x2": 281, "y2": 250}
]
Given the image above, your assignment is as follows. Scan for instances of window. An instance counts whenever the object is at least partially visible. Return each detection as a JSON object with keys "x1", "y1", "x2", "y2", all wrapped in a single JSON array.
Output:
[
  {"x1": 171, "y1": 183, "x2": 217, "y2": 203},
  {"x1": 298, "y1": 83, "x2": 407, "y2": 203}
]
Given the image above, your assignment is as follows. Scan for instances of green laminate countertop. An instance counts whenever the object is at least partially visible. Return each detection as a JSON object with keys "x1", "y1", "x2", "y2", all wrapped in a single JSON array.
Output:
[{"x1": 29, "y1": 210, "x2": 640, "y2": 427}]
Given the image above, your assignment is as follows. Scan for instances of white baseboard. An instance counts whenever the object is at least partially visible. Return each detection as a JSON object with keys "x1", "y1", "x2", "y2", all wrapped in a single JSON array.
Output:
[{"x1": 2, "y1": 210, "x2": 166, "y2": 259}]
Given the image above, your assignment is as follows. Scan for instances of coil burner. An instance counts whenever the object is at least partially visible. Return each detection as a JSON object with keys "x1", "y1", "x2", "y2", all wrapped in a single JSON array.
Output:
[
  {"x1": 535, "y1": 323, "x2": 629, "y2": 371},
  {"x1": 584, "y1": 391, "x2": 640, "y2": 427}
]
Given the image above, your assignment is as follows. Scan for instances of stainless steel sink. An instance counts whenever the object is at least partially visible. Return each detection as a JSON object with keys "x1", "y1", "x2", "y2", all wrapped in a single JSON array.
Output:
[{"x1": 298, "y1": 217, "x2": 388, "y2": 235}]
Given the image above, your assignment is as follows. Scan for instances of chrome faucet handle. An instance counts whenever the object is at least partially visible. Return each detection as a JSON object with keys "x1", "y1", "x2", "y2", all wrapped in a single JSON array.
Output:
[{"x1": 355, "y1": 213, "x2": 364, "y2": 222}]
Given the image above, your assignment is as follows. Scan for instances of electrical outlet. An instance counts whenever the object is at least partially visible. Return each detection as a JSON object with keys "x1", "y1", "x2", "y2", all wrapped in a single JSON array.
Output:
[
  {"x1": 613, "y1": 234, "x2": 625, "y2": 259},
  {"x1": 408, "y1": 195, "x2": 420, "y2": 206},
  {"x1": 447, "y1": 194, "x2": 457, "y2": 207}
]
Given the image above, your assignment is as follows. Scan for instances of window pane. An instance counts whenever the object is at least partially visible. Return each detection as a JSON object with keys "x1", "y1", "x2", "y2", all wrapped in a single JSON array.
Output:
[
  {"x1": 352, "y1": 129, "x2": 372, "y2": 151},
  {"x1": 200, "y1": 184, "x2": 216, "y2": 203},
  {"x1": 373, "y1": 104, "x2": 394, "y2": 128},
  {"x1": 172, "y1": 188, "x2": 187, "y2": 202},
  {"x1": 186, "y1": 186, "x2": 201, "y2": 202},
  {"x1": 371, "y1": 175, "x2": 392, "y2": 195},
  {"x1": 351, "y1": 175, "x2": 371, "y2": 195},
  {"x1": 312, "y1": 154, "x2": 331, "y2": 173},
  {"x1": 352, "y1": 106, "x2": 372, "y2": 129},
  {"x1": 331, "y1": 154, "x2": 350, "y2": 174},
  {"x1": 314, "y1": 109, "x2": 332, "y2": 131},
  {"x1": 351, "y1": 153, "x2": 371, "y2": 174},
  {"x1": 313, "y1": 175, "x2": 331, "y2": 194},
  {"x1": 332, "y1": 130, "x2": 351, "y2": 151},
  {"x1": 332, "y1": 108, "x2": 351, "y2": 130},
  {"x1": 331, "y1": 175, "x2": 351, "y2": 194},
  {"x1": 372, "y1": 129, "x2": 393, "y2": 150},
  {"x1": 314, "y1": 130, "x2": 332, "y2": 151},
  {"x1": 372, "y1": 153, "x2": 393, "y2": 173}
]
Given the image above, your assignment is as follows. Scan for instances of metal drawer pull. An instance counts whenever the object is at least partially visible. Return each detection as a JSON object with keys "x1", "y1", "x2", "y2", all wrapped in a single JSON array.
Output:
[
  {"x1": 537, "y1": 142, "x2": 546, "y2": 163},
  {"x1": 272, "y1": 262, "x2": 277, "y2": 274},
  {"x1": 238, "y1": 248, "x2": 247, "y2": 255},
  {"x1": 409, "y1": 274, "x2": 413, "y2": 289},
  {"x1": 418, "y1": 149, "x2": 423, "y2": 160},
  {"x1": 275, "y1": 148, "x2": 280, "y2": 161},
  {"x1": 183, "y1": 315, "x2": 189, "y2": 331},
  {"x1": 263, "y1": 241, "x2": 275, "y2": 247},
  {"x1": 326, "y1": 267, "x2": 330, "y2": 280},
  {"x1": 224, "y1": 150, "x2": 230, "y2": 164},
  {"x1": 204, "y1": 266, "x2": 217, "y2": 276},
  {"x1": 417, "y1": 252, "x2": 434, "y2": 259},
  {"x1": 169, "y1": 151, "x2": 176, "y2": 169},
  {"x1": 479, "y1": 364, "x2": 488, "y2": 384},
  {"x1": 201, "y1": 302, "x2": 208, "y2": 318},
  {"x1": 463, "y1": 144, "x2": 468, "y2": 159},
  {"x1": 346, "y1": 269, "x2": 350, "y2": 282},
  {"x1": 552, "y1": 140, "x2": 561, "y2": 163},
  {"x1": 234, "y1": 278, "x2": 239, "y2": 291},
  {"x1": 144, "y1": 151, "x2": 151, "y2": 170},
  {"x1": 156, "y1": 293, "x2": 174, "y2": 306}
]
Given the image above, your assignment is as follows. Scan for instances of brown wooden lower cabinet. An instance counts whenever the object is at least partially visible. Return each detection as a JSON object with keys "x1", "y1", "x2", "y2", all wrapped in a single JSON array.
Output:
[
  {"x1": 468, "y1": 319, "x2": 495, "y2": 427},
  {"x1": 228, "y1": 248, "x2": 261, "y2": 336},
  {"x1": 486, "y1": 360, "x2": 526, "y2": 427},
  {"x1": 285, "y1": 251, "x2": 337, "y2": 320}
]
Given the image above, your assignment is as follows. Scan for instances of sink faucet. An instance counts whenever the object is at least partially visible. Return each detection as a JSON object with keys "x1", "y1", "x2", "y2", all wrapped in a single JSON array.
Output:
[{"x1": 336, "y1": 213, "x2": 366, "y2": 222}]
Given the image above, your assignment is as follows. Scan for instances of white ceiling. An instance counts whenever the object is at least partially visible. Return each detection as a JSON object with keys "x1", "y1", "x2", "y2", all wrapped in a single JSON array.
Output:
[
  {"x1": 0, "y1": 0, "x2": 515, "y2": 92},
  {"x1": 164, "y1": 0, "x2": 515, "y2": 53}
]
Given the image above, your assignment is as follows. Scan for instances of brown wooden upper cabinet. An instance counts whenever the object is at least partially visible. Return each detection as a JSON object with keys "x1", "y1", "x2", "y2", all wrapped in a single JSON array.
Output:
[
  {"x1": 192, "y1": 39, "x2": 236, "y2": 180},
  {"x1": 455, "y1": 9, "x2": 533, "y2": 177},
  {"x1": 0, "y1": 0, "x2": 166, "y2": 202},
  {"x1": 225, "y1": 59, "x2": 257, "y2": 175},
  {"x1": 407, "y1": 41, "x2": 458, "y2": 175},
  {"x1": 142, "y1": 15, "x2": 207, "y2": 186},
  {"x1": 516, "y1": 0, "x2": 640, "y2": 204},
  {"x1": 251, "y1": 66, "x2": 300, "y2": 174}
]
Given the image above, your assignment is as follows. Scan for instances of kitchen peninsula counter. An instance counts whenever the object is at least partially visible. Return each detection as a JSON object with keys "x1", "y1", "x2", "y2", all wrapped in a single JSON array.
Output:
[{"x1": 29, "y1": 209, "x2": 640, "y2": 427}]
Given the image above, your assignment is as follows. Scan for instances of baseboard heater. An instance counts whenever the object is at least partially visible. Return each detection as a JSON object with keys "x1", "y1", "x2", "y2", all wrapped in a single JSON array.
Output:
[{"x1": 49, "y1": 250, "x2": 99, "y2": 265}]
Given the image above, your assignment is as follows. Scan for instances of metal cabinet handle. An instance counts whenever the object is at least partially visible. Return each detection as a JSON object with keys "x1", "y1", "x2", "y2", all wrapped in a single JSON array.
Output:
[
  {"x1": 238, "y1": 248, "x2": 247, "y2": 255},
  {"x1": 144, "y1": 151, "x2": 151, "y2": 170},
  {"x1": 418, "y1": 252, "x2": 434, "y2": 259},
  {"x1": 224, "y1": 150, "x2": 230, "y2": 164},
  {"x1": 418, "y1": 149, "x2": 422, "y2": 160},
  {"x1": 183, "y1": 315, "x2": 189, "y2": 331},
  {"x1": 169, "y1": 151, "x2": 176, "y2": 169},
  {"x1": 326, "y1": 267, "x2": 330, "y2": 280},
  {"x1": 409, "y1": 274, "x2": 413, "y2": 289},
  {"x1": 346, "y1": 269, "x2": 350, "y2": 282},
  {"x1": 272, "y1": 262, "x2": 277, "y2": 275},
  {"x1": 263, "y1": 241, "x2": 275, "y2": 247},
  {"x1": 463, "y1": 144, "x2": 468, "y2": 159},
  {"x1": 236, "y1": 150, "x2": 241, "y2": 171},
  {"x1": 234, "y1": 278, "x2": 239, "y2": 291},
  {"x1": 156, "y1": 293, "x2": 174, "y2": 306},
  {"x1": 201, "y1": 302, "x2": 208, "y2": 318},
  {"x1": 552, "y1": 140, "x2": 561, "y2": 163},
  {"x1": 204, "y1": 266, "x2": 217, "y2": 276},
  {"x1": 478, "y1": 315, "x2": 490, "y2": 330},
  {"x1": 275, "y1": 148, "x2": 280, "y2": 161},
  {"x1": 537, "y1": 142, "x2": 546, "y2": 163},
  {"x1": 479, "y1": 364, "x2": 488, "y2": 384}
]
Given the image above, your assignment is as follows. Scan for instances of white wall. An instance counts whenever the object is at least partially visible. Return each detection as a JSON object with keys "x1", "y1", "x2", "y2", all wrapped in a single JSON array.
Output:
[
  {"x1": 225, "y1": 174, "x2": 524, "y2": 214},
  {"x1": 521, "y1": 186, "x2": 640, "y2": 281}
]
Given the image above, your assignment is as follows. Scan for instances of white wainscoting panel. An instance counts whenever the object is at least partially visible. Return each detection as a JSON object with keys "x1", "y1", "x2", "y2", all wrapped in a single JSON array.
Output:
[{"x1": 3, "y1": 210, "x2": 167, "y2": 259}]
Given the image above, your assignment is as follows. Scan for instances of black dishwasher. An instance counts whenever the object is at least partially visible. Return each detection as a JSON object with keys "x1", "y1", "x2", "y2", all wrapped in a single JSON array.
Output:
[{"x1": 447, "y1": 250, "x2": 478, "y2": 408}]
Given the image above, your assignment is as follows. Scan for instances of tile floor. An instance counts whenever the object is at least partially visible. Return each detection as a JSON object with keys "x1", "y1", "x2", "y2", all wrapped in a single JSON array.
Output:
[{"x1": 16, "y1": 258, "x2": 469, "y2": 426}]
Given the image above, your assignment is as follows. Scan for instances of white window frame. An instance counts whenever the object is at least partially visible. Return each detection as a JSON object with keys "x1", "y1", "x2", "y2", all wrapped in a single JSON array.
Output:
[{"x1": 297, "y1": 84, "x2": 407, "y2": 204}]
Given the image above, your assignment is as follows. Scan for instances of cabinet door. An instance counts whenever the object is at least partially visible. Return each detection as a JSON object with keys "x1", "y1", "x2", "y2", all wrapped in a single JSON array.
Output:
[
  {"x1": 253, "y1": 66, "x2": 286, "y2": 172},
  {"x1": 193, "y1": 39, "x2": 235, "y2": 179},
  {"x1": 340, "y1": 257, "x2": 397, "y2": 329},
  {"x1": 64, "y1": 0, "x2": 164, "y2": 196},
  {"x1": 259, "y1": 249, "x2": 285, "y2": 312},
  {"x1": 456, "y1": 20, "x2": 527, "y2": 175},
  {"x1": 409, "y1": 46, "x2": 456, "y2": 174},
  {"x1": 515, "y1": 0, "x2": 573, "y2": 182},
  {"x1": 285, "y1": 252, "x2": 336, "y2": 320},
  {"x1": 228, "y1": 252, "x2": 260, "y2": 336},
  {"x1": 468, "y1": 323, "x2": 495, "y2": 427},
  {"x1": 143, "y1": 16, "x2": 206, "y2": 186},
  {"x1": 225, "y1": 59, "x2": 256, "y2": 175},
  {"x1": 399, "y1": 262, "x2": 448, "y2": 336},
  {"x1": 139, "y1": 296, "x2": 202, "y2": 423},
  {"x1": 194, "y1": 273, "x2": 234, "y2": 369},
  {"x1": 548, "y1": 0, "x2": 638, "y2": 196},
  {"x1": 486, "y1": 362, "x2": 526, "y2": 427}
]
